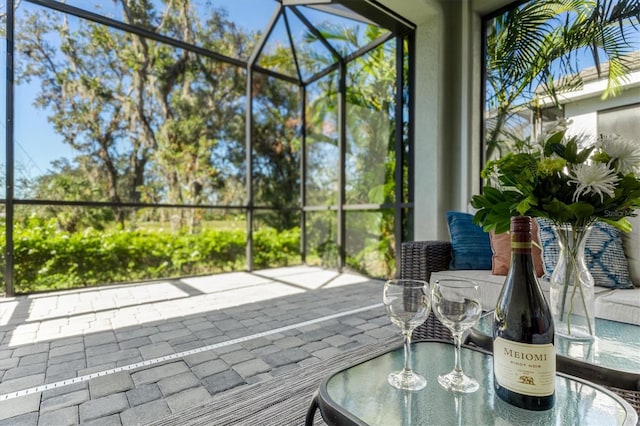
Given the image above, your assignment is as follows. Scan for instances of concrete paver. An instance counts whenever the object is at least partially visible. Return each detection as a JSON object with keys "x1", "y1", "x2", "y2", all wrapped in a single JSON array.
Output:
[
  {"x1": 200, "y1": 369, "x2": 244, "y2": 394},
  {"x1": 39, "y1": 389, "x2": 90, "y2": 413},
  {"x1": 41, "y1": 383, "x2": 88, "y2": 401},
  {"x1": 131, "y1": 362, "x2": 190, "y2": 387},
  {"x1": 81, "y1": 414, "x2": 122, "y2": 426},
  {"x1": 119, "y1": 400, "x2": 169, "y2": 425},
  {"x1": 232, "y1": 358, "x2": 271, "y2": 379},
  {"x1": 0, "y1": 412, "x2": 38, "y2": 426},
  {"x1": 0, "y1": 374, "x2": 45, "y2": 394},
  {"x1": 191, "y1": 358, "x2": 228, "y2": 379},
  {"x1": 37, "y1": 406, "x2": 78, "y2": 426},
  {"x1": 156, "y1": 372, "x2": 200, "y2": 396},
  {"x1": 0, "y1": 267, "x2": 389, "y2": 425},
  {"x1": 47, "y1": 351, "x2": 84, "y2": 366},
  {"x1": 78, "y1": 393, "x2": 128, "y2": 423},
  {"x1": 164, "y1": 387, "x2": 212, "y2": 412},
  {"x1": 125, "y1": 384, "x2": 161, "y2": 407},
  {"x1": 138, "y1": 342, "x2": 174, "y2": 360},
  {"x1": 49, "y1": 343, "x2": 84, "y2": 359},
  {"x1": 89, "y1": 372, "x2": 134, "y2": 399},
  {"x1": 12, "y1": 344, "x2": 49, "y2": 358},
  {"x1": 0, "y1": 358, "x2": 19, "y2": 370},
  {"x1": 0, "y1": 393, "x2": 41, "y2": 421}
]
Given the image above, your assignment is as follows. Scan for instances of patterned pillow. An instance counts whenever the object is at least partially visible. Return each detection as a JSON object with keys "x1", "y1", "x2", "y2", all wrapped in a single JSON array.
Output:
[
  {"x1": 537, "y1": 218, "x2": 634, "y2": 289},
  {"x1": 446, "y1": 211, "x2": 492, "y2": 270}
]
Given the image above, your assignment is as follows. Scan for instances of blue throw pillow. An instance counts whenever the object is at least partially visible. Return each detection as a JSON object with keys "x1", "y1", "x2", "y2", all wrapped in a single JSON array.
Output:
[
  {"x1": 537, "y1": 218, "x2": 634, "y2": 289},
  {"x1": 446, "y1": 211, "x2": 492, "y2": 270}
]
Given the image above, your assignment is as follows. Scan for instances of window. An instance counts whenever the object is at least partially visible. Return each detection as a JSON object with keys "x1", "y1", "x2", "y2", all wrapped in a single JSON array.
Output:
[
  {"x1": 598, "y1": 103, "x2": 640, "y2": 141},
  {"x1": 1, "y1": 0, "x2": 414, "y2": 295}
]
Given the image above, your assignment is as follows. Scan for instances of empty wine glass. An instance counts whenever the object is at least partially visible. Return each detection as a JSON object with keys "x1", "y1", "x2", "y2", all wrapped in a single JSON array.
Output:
[
  {"x1": 383, "y1": 279, "x2": 430, "y2": 391},
  {"x1": 432, "y1": 278, "x2": 482, "y2": 393}
]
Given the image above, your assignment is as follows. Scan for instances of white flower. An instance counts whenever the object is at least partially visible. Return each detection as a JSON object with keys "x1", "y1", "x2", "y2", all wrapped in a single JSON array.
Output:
[
  {"x1": 599, "y1": 135, "x2": 640, "y2": 175},
  {"x1": 570, "y1": 163, "x2": 619, "y2": 202}
]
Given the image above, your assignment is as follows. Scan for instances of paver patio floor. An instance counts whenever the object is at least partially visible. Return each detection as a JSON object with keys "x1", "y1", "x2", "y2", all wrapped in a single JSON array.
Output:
[{"x1": 0, "y1": 266, "x2": 396, "y2": 425}]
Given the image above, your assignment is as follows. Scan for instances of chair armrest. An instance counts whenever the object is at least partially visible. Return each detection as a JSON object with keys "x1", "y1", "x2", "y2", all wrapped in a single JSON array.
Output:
[{"x1": 400, "y1": 240, "x2": 452, "y2": 282}]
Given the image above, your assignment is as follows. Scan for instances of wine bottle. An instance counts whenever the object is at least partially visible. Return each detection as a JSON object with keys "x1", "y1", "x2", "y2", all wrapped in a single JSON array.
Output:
[{"x1": 493, "y1": 216, "x2": 555, "y2": 410}]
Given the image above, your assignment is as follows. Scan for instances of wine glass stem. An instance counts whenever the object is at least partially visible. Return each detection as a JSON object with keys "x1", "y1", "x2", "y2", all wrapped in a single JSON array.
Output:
[
  {"x1": 403, "y1": 330, "x2": 412, "y2": 373},
  {"x1": 453, "y1": 332, "x2": 463, "y2": 375}
]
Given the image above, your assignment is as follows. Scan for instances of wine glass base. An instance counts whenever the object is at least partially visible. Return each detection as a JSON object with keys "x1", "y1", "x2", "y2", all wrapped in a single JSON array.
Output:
[
  {"x1": 388, "y1": 370, "x2": 427, "y2": 391},
  {"x1": 437, "y1": 372, "x2": 479, "y2": 393}
]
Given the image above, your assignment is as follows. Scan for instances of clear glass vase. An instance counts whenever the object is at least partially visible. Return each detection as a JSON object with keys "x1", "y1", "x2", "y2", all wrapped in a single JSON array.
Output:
[{"x1": 549, "y1": 224, "x2": 595, "y2": 341}]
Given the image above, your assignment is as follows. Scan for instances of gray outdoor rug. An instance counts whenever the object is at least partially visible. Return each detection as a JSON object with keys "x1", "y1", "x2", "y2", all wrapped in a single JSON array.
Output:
[{"x1": 146, "y1": 335, "x2": 402, "y2": 426}]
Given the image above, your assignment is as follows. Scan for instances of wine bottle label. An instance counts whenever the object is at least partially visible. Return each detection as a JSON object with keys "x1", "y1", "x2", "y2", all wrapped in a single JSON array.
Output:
[
  {"x1": 494, "y1": 337, "x2": 555, "y2": 397},
  {"x1": 511, "y1": 240, "x2": 532, "y2": 254}
]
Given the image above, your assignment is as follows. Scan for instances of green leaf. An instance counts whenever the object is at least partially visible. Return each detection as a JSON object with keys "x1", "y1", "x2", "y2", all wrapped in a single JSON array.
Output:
[
  {"x1": 546, "y1": 131, "x2": 565, "y2": 146},
  {"x1": 601, "y1": 217, "x2": 632, "y2": 233},
  {"x1": 516, "y1": 195, "x2": 537, "y2": 215},
  {"x1": 549, "y1": 142, "x2": 566, "y2": 158},
  {"x1": 567, "y1": 202, "x2": 595, "y2": 219},
  {"x1": 472, "y1": 209, "x2": 490, "y2": 228},
  {"x1": 482, "y1": 186, "x2": 507, "y2": 204},
  {"x1": 565, "y1": 139, "x2": 578, "y2": 162},
  {"x1": 576, "y1": 146, "x2": 595, "y2": 163}
]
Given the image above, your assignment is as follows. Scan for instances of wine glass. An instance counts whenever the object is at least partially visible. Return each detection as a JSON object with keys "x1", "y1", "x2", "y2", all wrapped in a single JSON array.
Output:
[
  {"x1": 432, "y1": 278, "x2": 482, "y2": 393},
  {"x1": 383, "y1": 279, "x2": 430, "y2": 391}
]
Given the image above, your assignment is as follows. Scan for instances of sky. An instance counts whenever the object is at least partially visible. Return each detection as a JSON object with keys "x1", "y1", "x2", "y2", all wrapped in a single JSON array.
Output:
[
  {"x1": 3, "y1": 0, "x2": 640, "y2": 194},
  {"x1": 5, "y1": 0, "x2": 281, "y2": 190},
  {"x1": 5, "y1": 0, "x2": 366, "y2": 192}
]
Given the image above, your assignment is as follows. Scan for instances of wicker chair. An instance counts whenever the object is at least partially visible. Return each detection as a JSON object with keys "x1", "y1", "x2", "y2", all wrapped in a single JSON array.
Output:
[
  {"x1": 400, "y1": 241, "x2": 453, "y2": 342},
  {"x1": 400, "y1": 240, "x2": 640, "y2": 417}
]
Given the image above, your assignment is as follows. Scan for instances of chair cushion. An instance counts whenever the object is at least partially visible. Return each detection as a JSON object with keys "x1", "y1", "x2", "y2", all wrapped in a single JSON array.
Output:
[
  {"x1": 432, "y1": 269, "x2": 613, "y2": 314},
  {"x1": 446, "y1": 211, "x2": 492, "y2": 270},
  {"x1": 489, "y1": 218, "x2": 544, "y2": 277},
  {"x1": 595, "y1": 288, "x2": 640, "y2": 325},
  {"x1": 538, "y1": 219, "x2": 634, "y2": 289},
  {"x1": 431, "y1": 270, "x2": 507, "y2": 311},
  {"x1": 622, "y1": 212, "x2": 640, "y2": 287}
]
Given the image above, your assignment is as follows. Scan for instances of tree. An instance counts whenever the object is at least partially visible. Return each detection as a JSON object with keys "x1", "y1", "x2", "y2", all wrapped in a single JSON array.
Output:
[
  {"x1": 485, "y1": 0, "x2": 640, "y2": 159},
  {"x1": 18, "y1": 10, "x2": 132, "y2": 223},
  {"x1": 251, "y1": 70, "x2": 302, "y2": 231},
  {"x1": 30, "y1": 159, "x2": 114, "y2": 232},
  {"x1": 16, "y1": 1, "x2": 253, "y2": 231},
  {"x1": 301, "y1": 24, "x2": 401, "y2": 276}
]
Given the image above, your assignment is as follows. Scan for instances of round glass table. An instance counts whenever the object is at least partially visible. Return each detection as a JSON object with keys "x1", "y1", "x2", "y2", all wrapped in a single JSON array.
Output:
[{"x1": 309, "y1": 340, "x2": 638, "y2": 426}]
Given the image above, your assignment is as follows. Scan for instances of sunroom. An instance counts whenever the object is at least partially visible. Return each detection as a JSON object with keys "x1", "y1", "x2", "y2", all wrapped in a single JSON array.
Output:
[
  {"x1": 0, "y1": 0, "x2": 639, "y2": 424},
  {"x1": 3, "y1": 0, "x2": 638, "y2": 296}
]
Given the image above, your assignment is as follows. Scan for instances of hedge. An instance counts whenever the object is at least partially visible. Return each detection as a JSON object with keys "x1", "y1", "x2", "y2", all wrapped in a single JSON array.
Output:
[{"x1": 2, "y1": 218, "x2": 301, "y2": 294}]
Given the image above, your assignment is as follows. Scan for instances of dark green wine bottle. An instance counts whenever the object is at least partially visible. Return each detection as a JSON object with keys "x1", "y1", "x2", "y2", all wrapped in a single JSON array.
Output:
[{"x1": 493, "y1": 216, "x2": 555, "y2": 411}]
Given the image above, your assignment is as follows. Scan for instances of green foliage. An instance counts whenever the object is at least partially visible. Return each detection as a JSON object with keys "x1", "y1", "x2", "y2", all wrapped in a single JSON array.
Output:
[
  {"x1": 8, "y1": 2, "x2": 401, "y2": 289},
  {"x1": 485, "y1": 0, "x2": 640, "y2": 158},
  {"x1": 253, "y1": 227, "x2": 301, "y2": 268},
  {"x1": 3, "y1": 218, "x2": 300, "y2": 294},
  {"x1": 472, "y1": 131, "x2": 640, "y2": 234}
]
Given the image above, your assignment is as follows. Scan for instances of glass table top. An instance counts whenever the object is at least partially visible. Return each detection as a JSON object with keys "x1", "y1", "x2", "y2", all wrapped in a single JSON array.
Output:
[
  {"x1": 322, "y1": 341, "x2": 637, "y2": 426},
  {"x1": 473, "y1": 312, "x2": 640, "y2": 374}
]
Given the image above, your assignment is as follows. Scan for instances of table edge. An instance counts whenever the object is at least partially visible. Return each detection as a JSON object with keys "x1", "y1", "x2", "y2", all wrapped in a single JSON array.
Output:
[
  {"x1": 468, "y1": 315, "x2": 640, "y2": 391},
  {"x1": 316, "y1": 340, "x2": 639, "y2": 426}
]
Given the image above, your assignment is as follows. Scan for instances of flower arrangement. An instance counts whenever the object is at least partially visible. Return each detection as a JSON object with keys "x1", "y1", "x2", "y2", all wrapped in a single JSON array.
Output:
[
  {"x1": 472, "y1": 123, "x2": 640, "y2": 339},
  {"x1": 471, "y1": 128, "x2": 640, "y2": 233}
]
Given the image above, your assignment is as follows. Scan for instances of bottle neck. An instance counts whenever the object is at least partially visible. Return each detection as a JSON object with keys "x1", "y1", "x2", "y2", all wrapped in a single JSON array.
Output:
[
  {"x1": 509, "y1": 217, "x2": 534, "y2": 268},
  {"x1": 510, "y1": 233, "x2": 535, "y2": 275},
  {"x1": 511, "y1": 239, "x2": 532, "y2": 254}
]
